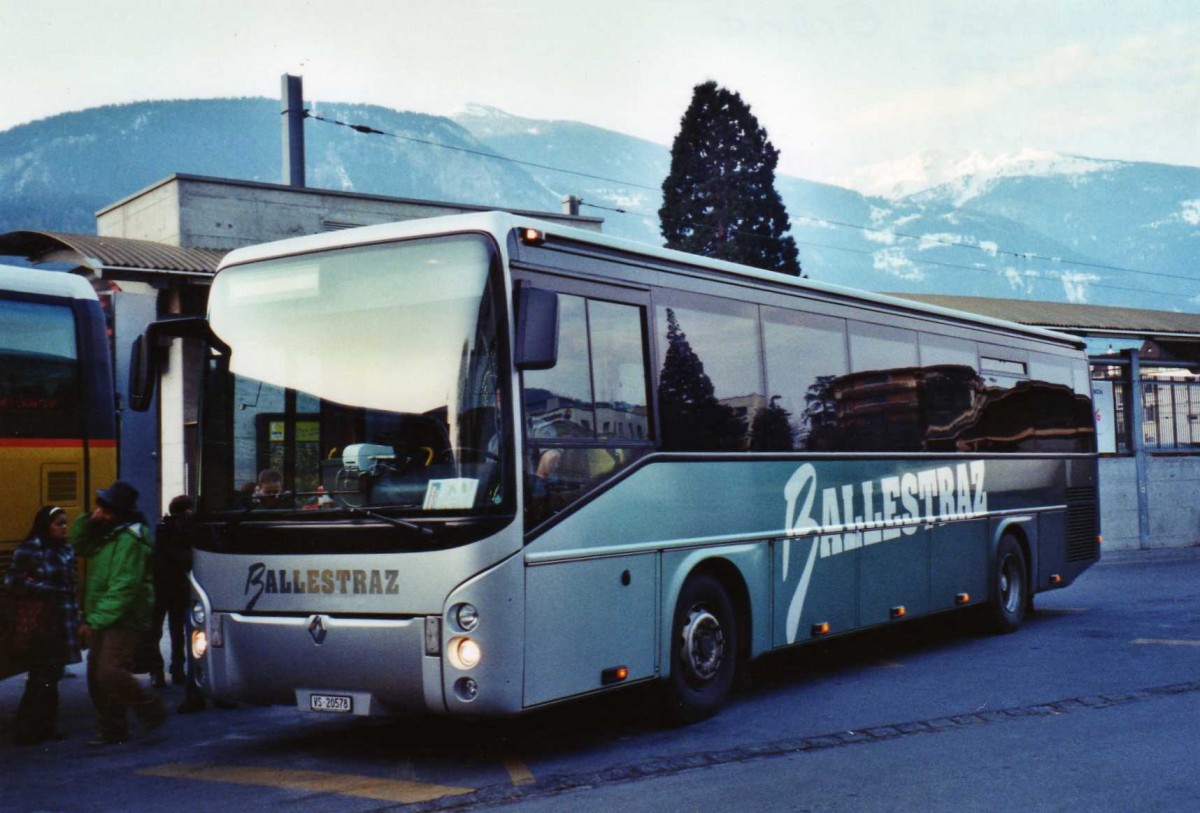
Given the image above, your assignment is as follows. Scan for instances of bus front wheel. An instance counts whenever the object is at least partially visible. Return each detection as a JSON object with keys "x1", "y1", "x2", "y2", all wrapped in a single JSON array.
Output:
[
  {"x1": 665, "y1": 572, "x2": 738, "y2": 723},
  {"x1": 983, "y1": 534, "x2": 1028, "y2": 634}
]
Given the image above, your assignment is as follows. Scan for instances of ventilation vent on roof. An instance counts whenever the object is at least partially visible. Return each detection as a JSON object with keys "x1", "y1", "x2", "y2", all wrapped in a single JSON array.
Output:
[{"x1": 322, "y1": 221, "x2": 363, "y2": 232}]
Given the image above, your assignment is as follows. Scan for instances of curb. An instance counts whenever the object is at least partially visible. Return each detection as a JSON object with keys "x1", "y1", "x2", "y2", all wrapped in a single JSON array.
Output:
[{"x1": 1098, "y1": 544, "x2": 1200, "y2": 564}]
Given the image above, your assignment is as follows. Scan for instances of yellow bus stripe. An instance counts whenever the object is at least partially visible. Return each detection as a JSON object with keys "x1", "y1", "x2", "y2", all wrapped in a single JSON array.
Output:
[{"x1": 138, "y1": 763, "x2": 474, "y2": 803}]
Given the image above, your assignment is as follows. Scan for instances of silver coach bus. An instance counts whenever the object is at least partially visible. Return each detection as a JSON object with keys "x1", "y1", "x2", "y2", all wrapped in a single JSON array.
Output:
[{"x1": 131, "y1": 212, "x2": 1099, "y2": 722}]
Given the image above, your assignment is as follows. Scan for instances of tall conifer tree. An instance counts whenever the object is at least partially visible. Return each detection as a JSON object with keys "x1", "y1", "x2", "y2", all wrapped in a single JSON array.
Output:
[{"x1": 660, "y1": 81, "x2": 802, "y2": 276}]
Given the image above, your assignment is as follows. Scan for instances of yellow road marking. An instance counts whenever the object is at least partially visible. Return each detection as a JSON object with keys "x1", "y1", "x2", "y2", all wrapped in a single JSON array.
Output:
[
  {"x1": 503, "y1": 757, "x2": 536, "y2": 786},
  {"x1": 1131, "y1": 638, "x2": 1200, "y2": 647},
  {"x1": 138, "y1": 763, "x2": 473, "y2": 803}
]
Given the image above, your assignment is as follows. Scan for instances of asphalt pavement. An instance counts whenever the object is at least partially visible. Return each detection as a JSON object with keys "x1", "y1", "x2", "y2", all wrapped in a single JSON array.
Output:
[{"x1": 2, "y1": 544, "x2": 1198, "y2": 812}]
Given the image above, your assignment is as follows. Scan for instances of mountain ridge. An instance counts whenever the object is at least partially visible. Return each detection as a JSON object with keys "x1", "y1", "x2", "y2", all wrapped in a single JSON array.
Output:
[{"x1": 1, "y1": 97, "x2": 1196, "y2": 313}]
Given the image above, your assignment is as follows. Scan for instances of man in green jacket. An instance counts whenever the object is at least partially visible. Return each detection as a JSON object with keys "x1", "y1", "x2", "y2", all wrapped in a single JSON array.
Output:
[{"x1": 73, "y1": 480, "x2": 167, "y2": 746}]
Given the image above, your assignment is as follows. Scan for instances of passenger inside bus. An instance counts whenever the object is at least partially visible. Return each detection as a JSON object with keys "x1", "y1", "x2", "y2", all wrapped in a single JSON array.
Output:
[{"x1": 247, "y1": 469, "x2": 289, "y2": 508}]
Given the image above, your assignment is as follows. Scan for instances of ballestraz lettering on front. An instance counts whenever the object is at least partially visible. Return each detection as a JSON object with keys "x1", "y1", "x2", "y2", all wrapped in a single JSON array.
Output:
[
  {"x1": 780, "y1": 461, "x2": 988, "y2": 643},
  {"x1": 244, "y1": 565, "x2": 399, "y2": 610}
]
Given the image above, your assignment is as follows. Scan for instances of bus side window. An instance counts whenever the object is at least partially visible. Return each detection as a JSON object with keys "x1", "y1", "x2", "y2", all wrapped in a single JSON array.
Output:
[
  {"x1": 524, "y1": 295, "x2": 651, "y2": 528},
  {"x1": 656, "y1": 300, "x2": 760, "y2": 451}
]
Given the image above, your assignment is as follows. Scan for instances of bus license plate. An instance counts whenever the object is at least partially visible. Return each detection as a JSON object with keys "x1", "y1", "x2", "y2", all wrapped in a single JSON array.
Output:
[{"x1": 310, "y1": 693, "x2": 353, "y2": 713}]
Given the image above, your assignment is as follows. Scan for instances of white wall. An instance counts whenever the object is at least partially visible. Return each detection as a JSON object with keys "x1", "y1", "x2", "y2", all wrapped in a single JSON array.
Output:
[{"x1": 1100, "y1": 456, "x2": 1200, "y2": 551}]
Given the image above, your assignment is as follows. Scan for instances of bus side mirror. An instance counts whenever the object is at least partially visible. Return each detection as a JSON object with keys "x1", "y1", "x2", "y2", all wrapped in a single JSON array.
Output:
[
  {"x1": 127, "y1": 317, "x2": 218, "y2": 412},
  {"x1": 514, "y1": 283, "x2": 559, "y2": 371},
  {"x1": 128, "y1": 333, "x2": 156, "y2": 412}
]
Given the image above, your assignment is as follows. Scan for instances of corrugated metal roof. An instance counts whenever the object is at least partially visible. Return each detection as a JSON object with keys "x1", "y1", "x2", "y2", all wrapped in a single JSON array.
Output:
[
  {"x1": 886, "y1": 293, "x2": 1200, "y2": 338},
  {"x1": 0, "y1": 231, "x2": 223, "y2": 276}
]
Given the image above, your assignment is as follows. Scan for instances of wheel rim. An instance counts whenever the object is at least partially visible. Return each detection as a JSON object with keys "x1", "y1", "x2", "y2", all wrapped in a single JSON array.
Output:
[
  {"x1": 680, "y1": 606, "x2": 725, "y2": 683},
  {"x1": 999, "y1": 553, "x2": 1022, "y2": 614}
]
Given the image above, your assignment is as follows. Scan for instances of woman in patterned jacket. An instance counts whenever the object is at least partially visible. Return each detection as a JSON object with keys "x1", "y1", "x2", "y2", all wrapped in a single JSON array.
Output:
[{"x1": 5, "y1": 505, "x2": 81, "y2": 745}]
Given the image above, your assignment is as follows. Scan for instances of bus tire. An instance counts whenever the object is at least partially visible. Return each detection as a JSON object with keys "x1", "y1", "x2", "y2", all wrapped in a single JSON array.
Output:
[
  {"x1": 665, "y1": 572, "x2": 738, "y2": 724},
  {"x1": 983, "y1": 534, "x2": 1027, "y2": 634}
]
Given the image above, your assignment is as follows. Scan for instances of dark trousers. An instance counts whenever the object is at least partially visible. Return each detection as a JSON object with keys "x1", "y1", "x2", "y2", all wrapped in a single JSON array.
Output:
[
  {"x1": 152, "y1": 597, "x2": 187, "y2": 677},
  {"x1": 87, "y1": 626, "x2": 159, "y2": 738},
  {"x1": 14, "y1": 662, "x2": 62, "y2": 743}
]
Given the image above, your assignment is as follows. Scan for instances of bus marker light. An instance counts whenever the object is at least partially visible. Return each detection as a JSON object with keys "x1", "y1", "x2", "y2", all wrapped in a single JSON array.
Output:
[
  {"x1": 519, "y1": 227, "x2": 546, "y2": 245},
  {"x1": 812, "y1": 622, "x2": 831, "y2": 636},
  {"x1": 425, "y1": 617, "x2": 442, "y2": 656},
  {"x1": 890, "y1": 606, "x2": 906, "y2": 619},
  {"x1": 1050, "y1": 574, "x2": 1063, "y2": 586},
  {"x1": 955, "y1": 593, "x2": 970, "y2": 605},
  {"x1": 601, "y1": 666, "x2": 629, "y2": 685}
]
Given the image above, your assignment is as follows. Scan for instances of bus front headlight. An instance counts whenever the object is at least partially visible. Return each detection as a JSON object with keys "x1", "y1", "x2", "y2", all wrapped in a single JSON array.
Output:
[
  {"x1": 191, "y1": 629, "x2": 208, "y2": 660},
  {"x1": 190, "y1": 599, "x2": 206, "y2": 627},
  {"x1": 448, "y1": 636, "x2": 481, "y2": 670}
]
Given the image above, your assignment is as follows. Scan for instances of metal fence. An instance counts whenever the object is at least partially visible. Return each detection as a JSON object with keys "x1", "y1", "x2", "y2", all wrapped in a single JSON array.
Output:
[{"x1": 1107, "y1": 379, "x2": 1200, "y2": 454}]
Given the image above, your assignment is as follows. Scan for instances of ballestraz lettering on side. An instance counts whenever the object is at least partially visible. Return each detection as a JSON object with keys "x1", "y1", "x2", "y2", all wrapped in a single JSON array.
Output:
[
  {"x1": 245, "y1": 565, "x2": 399, "y2": 610},
  {"x1": 780, "y1": 461, "x2": 988, "y2": 643}
]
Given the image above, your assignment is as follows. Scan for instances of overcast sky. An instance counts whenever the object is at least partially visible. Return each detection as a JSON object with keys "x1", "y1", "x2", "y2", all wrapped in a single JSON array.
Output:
[{"x1": 2, "y1": 0, "x2": 1197, "y2": 183}]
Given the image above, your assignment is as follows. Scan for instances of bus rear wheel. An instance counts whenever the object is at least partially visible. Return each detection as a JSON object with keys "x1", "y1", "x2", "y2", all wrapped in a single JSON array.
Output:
[
  {"x1": 665, "y1": 572, "x2": 738, "y2": 723},
  {"x1": 983, "y1": 534, "x2": 1028, "y2": 634}
]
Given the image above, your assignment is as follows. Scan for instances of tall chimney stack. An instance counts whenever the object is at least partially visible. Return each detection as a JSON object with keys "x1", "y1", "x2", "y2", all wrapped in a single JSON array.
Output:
[{"x1": 282, "y1": 74, "x2": 306, "y2": 187}]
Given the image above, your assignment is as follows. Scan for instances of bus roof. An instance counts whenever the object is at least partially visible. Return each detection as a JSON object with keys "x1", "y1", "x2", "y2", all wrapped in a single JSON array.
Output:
[
  {"x1": 217, "y1": 211, "x2": 1084, "y2": 350},
  {"x1": 0, "y1": 264, "x2": 98, "y2": 301}
]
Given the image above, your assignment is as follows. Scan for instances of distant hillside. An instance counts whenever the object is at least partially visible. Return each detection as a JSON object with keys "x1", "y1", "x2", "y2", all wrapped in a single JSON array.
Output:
[
  {"x1": 0, "y1": 98, "x2": 559, "y2": 236},
  {"x1": 1, "y1": 98, "x2": 1197, "y2": 312}
]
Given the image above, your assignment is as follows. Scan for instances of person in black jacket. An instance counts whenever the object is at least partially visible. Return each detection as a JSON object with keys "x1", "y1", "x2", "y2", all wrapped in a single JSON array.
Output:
[{"x1": 150, "y1": 495, "x2": 195, "y2": 687}]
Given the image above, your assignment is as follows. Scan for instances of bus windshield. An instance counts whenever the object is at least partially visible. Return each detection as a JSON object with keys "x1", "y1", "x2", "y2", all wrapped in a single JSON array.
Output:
[{"x1": 202, "y1": 234, "x2": 510, "y2": 519}]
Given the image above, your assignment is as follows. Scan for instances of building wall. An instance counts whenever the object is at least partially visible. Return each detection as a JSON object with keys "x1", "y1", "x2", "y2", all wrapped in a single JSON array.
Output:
[
  {"x1": 1100, "y1": 456, "x2": 1200, "y2": 551},
  {"x1": 97, "y1": 174, "x2": 602, "y2": 251}
]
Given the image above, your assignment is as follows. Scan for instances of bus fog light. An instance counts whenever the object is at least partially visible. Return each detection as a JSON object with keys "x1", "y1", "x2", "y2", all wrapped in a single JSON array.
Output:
[
  {"x1": 454, "y1": 677, "x2": 478, "y2": 701},
  {"x1": 448, "y1": 636, "x2": 481, "y2": 670},
  {"x1": 190, "y1": 600, "x2": 206, "y2": 627},
  {"x1": 191, "y1": 630, "x2": 208, "y2": 659},
  {"x1": 453, "y1": 603, "x2": 479, "y2": 632}
]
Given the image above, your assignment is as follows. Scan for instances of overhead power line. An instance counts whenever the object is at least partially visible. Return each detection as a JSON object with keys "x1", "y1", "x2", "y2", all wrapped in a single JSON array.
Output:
[
  {"x1": 305, "y1": 110, "x2": 1194, "y2": 295},
  {"x1": 794, "y1": 215, "x2": 1200, "y2": 284},
  {"x1": 303, "y1": 110, "x2": 660, "y2": 191},
  {"x1": 580, "y1": 201, "x2": 1196, "y2": 302}
]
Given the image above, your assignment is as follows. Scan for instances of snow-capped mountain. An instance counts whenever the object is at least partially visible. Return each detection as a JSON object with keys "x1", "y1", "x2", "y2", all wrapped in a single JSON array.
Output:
[
  {"x1": 836, "y1": 148, "x2": 1127, "y2": 201},
  {"x1": 0, "y1": 99, "x2": 1196, "y2": 312},
  {"x1": 452, "y1": 111, "x2": 1199, "y2": 311}
]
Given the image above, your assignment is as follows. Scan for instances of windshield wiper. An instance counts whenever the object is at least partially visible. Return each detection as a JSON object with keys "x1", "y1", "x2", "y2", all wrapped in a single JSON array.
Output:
[
  {"x1": 230, "y1": 492, "x2": 296, "y2": 526},
  {"x1": 344, "y1": 506, "x2": 435, "y2": 540}
]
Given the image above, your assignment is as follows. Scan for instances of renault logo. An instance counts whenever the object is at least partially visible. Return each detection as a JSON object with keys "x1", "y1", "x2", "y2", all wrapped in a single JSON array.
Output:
[{"x1": 308, "y1": 615, "x2": 328, "y2": 645}]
